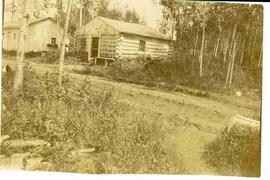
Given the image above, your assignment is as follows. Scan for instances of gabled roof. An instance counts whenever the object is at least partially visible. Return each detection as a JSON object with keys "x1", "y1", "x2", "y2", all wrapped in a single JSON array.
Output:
[
  {"x1": 79, "y1": 16, "x2": 170, "y2": 41},
  {"x1": 4, "y1": 17, "x2": 56, "y2": 29}
]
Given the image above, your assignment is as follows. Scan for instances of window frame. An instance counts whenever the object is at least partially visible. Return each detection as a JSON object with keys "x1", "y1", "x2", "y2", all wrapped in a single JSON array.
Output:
[{"x1": 51, "y1": 37, "x2": 57, "y2": 45}]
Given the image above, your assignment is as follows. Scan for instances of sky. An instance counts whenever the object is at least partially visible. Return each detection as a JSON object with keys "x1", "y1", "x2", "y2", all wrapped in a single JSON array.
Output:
[
  {"x1": 110, "y1": 0, "x2": 163, "y2": 29},
  {"x1": 4, "y1": 0, "x2": 164, "y2": 30}
]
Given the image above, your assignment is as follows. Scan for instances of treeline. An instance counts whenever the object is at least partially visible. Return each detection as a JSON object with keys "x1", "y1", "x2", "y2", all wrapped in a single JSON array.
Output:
[{"x1": 160, "y1": 1, "x2": 263, "y2": 90}]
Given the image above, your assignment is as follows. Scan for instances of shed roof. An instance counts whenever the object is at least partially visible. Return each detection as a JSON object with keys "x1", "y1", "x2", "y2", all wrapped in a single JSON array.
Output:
[
  {"x1": 79, "y1": 16, "x2": 170, "y2": 41},
  {"x1": 4, "y1": 17, "x2": 56, "y2": 29}
]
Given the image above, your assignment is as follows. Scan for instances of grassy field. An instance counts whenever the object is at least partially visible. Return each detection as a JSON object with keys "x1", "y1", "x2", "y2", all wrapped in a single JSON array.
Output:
[{"x1": 1, "y1": 58, "x2": 261, "y2": 175}]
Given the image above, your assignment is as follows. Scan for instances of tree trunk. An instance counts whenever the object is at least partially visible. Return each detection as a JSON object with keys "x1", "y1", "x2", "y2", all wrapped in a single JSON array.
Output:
[
  {"x1": 214, "y1": 26, "x2": 222, "y2": 58},
  {"x1": 204, "y1": 39, "x2": 208, "y2": 56},
  {"x1": 79, "y1": 0, "x2": 83, "y2": 27},
  {"x1": 223, "y1": 38, "x2": 229, "y2": 63},
  {"x1": 13, "y1": 0, "x2": 29, "y2": 93},
  {"x1": 229, "y1": 36, "x2": 238, "y2": 85},
  {"x1": 250, "y1": 28, "x2": 258, "y2": 63},
  {"x1": 225, "y1": 62, "x2": 232, "y2": 86},
  {"x1": 193, "y1": 28, "x2": 199, "y2": 56},
  {"x1": 258, "y1": 43, "x2": 263, "y2": 68},
  {"x1": 225, "y1": 23, "x2": 237, "y2": 86},
  {"x1": 199, "y1": 23, "x2": 206, "y2": 78},
  {"x1": 58, "y1": 0, "x2": 72, "y2": 87},
  {"x1": 240, "y1": 37, "x2": 246, "y2": 65}
]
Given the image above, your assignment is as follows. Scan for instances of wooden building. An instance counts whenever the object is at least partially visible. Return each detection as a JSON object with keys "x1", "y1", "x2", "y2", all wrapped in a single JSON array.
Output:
[
  {"x1": 3, "y1": 17, "x2": 65, "y2": 52},
  {"x1": 76, "y1": 16, "x2": 171, "y2": 62}
]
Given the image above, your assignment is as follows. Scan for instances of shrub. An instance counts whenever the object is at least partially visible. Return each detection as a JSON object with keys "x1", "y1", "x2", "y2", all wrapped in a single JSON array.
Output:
[
  {"x1": 1, "y1": 65, "x2": 185, "y2": 174},
  {"x1": 203, "y1": 127, "x2": 260, "y2": 177},
  {"x1": 77, "y1": 50, "x2": 88, "y2": 63},
  {"x1": 25, "y1": 51, "x2": 42, "y2": 58},
  {"x1": 41, "y1": 51, "x2": 60, "y2": 64},
  {"x1": 2, "y1": 49, "x2": 17, "y2": 56}
]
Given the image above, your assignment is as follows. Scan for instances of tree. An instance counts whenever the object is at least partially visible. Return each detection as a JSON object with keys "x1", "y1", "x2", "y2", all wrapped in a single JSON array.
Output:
[
  {"x1": 58, "y1": 0, "x2": 73, "y2": 87},
  {"x1": 123, "y1": 9, "x2": 141, "y2": 24},
  {"x1": 159, "y1": 1, "x2": 263, "y2": 90},
  {"x1": 13, "y1": 0, "x2": 30, "y2": 92}
]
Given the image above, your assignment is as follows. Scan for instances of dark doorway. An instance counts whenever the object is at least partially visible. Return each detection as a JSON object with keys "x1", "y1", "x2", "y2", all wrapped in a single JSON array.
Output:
[{"x1": 91, "y1": 37, "x2": 99, "y2": 58}]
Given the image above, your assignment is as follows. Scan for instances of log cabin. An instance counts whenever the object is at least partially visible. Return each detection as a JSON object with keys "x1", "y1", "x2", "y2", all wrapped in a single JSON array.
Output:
[{"x1": 76, "y1": 16, "x2": 171, "y2": 64}]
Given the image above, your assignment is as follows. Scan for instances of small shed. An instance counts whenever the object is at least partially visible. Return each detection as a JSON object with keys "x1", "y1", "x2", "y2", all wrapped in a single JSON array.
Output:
[{"x1": 76, "y1": 16, "x2": 171, "y2": 62}]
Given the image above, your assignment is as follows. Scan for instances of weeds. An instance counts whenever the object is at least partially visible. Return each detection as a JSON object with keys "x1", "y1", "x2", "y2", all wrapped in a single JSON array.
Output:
[
  {"x1": 1, "y1": 65, "x2": 185, "y2": 174},
  {"x1": 203, "y1": 127, "x2": 260, "y2": 177}
]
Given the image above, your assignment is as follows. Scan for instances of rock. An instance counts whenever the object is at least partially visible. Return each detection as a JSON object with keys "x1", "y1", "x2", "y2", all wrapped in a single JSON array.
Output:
[
  {"x1": 6, "y1": 139, "x2": 49, "y2": 148},
  {"x1": 227, "y1": 115, "x2": 260, "y2": 133}
]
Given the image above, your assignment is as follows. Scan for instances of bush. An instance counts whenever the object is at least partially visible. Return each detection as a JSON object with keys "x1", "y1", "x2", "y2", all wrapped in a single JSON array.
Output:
[
  {"x1": 203, "y1": 127, "x2": 260, "y2": 177},
  {"x1": 103, "y1": 54, "x2": 260, "y2": 94},
  {"x1": 1, "y1": 65, "x2": 185, "y2": 174},
  {"x1": 25, "y1": 51, "x2": 42, "y2": 58},
  {"x1": 2, "y1": 49, "x2": 17, "y2": 56},
  {"x1": 77, "y1": 50, "x2": 88, "y2": 63},
  {"x1": 40, "y1": 51, "x2": 60, "y2": 64}
]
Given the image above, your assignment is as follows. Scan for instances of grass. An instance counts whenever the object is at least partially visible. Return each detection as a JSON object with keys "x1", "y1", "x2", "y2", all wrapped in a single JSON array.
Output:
[{"x1": 1, "y1": 64, "x2": 185, "y2": 174}]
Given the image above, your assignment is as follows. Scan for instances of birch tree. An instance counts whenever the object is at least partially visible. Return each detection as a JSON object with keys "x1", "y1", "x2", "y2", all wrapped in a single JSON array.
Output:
[
  {"x1": 58, "y1": 0, "x2": 73, "y2": 87},
  {"x1": 13, "y1": 0, "x2": 30, "y2": 93}
]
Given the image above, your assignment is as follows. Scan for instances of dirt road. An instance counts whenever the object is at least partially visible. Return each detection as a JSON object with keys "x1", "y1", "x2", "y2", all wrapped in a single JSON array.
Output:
[{"x1": 2, "y1": 59, "x2": 260, "y2": 175}]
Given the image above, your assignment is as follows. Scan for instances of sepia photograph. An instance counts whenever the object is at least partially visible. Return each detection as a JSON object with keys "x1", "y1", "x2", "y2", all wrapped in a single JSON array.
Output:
[{"x1": 0, "y1": 0, "x2": 263, "y2": 177}]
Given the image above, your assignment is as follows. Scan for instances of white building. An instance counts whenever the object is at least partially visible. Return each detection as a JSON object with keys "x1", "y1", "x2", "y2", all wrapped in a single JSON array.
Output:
[{"x1": 3, "y1": 17, "x2": 64, "y2": 52}]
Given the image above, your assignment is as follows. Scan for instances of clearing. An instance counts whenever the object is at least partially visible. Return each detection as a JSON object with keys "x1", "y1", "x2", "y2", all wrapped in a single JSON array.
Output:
[{"x1": 2, "y1": 58, "x2": 261, "y2": 175}]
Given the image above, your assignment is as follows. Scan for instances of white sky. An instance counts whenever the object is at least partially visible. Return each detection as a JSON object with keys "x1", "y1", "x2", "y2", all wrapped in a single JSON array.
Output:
[
  {"x1": 4, "y1": 0, "x2": 164, "y2": 30},
  {"x1": 112, "y1": 0, "x2": 163, "y2": 29}
]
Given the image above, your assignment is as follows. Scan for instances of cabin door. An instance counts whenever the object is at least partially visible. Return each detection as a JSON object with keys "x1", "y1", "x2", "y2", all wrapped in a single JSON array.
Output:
[{"x1": 91, "y1": 37, "x2": 99, "y2": 58}]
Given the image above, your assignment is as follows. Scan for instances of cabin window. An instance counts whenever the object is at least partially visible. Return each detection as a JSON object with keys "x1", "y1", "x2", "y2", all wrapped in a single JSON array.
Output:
[
  {"x1": 51, "y1": 38, "x2": 56, "y2": 45},
  {"x1": 139, "y1": 40, "x2": 146, "y2": 52}
]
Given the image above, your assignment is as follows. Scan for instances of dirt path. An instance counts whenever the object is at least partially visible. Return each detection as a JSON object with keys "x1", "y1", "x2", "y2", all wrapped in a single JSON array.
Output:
[{"x1": 2, "y1": 59, "x2": 260, "y2": 175}]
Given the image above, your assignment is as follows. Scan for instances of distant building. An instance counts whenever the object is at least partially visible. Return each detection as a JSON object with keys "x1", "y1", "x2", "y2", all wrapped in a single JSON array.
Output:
[
  {"x1": 76, "y1": 16, "x2": 171, "y2": 61},
  {"x1": 3, "y1": 17, "x2": 65, "y2": 52}
]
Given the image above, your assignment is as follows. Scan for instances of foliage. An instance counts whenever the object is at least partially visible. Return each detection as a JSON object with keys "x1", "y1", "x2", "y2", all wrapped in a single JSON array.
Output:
[
  {"x1": 1, "y1": 65, "x2": 185, "y2": 174},
  {"x1": 159, "y1": 1, "x2": 262, "y2": 88},
  {"x1": 76, "y1": 50, "x2": 89, "y2": 62},
  {"x1": 203, "y1": 127, "x2": 260, "y2": 177},
  {"x1": 2, "y1": 49, "x2": 17, "y2": 56},
  {"x1": 97, "y1": 55, "x2": 258, "y2": 93}
]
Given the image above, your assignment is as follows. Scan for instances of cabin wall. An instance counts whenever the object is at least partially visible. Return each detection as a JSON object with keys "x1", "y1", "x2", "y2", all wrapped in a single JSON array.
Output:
[
  {"x1": 99, "y1": 35, "x2": 119, "y2": 58},
  {"x1": 3, "y1": 28, "x2": 20, "y2": 51},
  {"x1": 118, "y1": 34, "x2": 170, "y2": 59},
  {"x1": 76, "y1": 17, "x2": 119, "y2": 60},
  {"x1": 27, "y1": 20, "x2": 62, "y2": 52},
  {"x1": 3, "y1": 19, "x2": 63, "y2": 52}
]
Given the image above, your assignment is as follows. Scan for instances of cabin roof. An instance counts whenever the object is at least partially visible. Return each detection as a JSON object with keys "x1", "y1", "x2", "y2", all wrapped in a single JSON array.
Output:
[
  {"x1": 4, "y1": 17, "x2": 56, "y2": 29},
  {"x1": 78, "y1": 16, "x2": 170, "y2": 41}
]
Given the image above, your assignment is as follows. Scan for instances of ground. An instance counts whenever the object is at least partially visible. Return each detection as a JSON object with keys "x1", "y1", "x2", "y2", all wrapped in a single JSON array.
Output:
[{"x1": 1, "y1": 57, "x2": 261, "y2": 175}]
